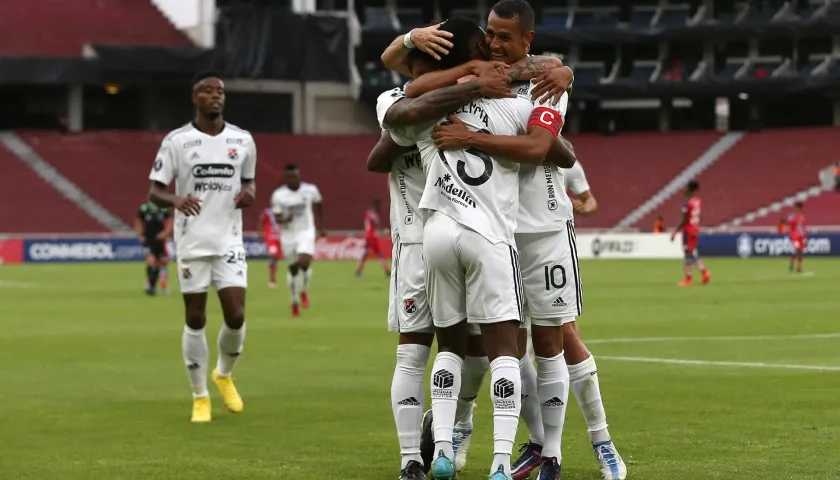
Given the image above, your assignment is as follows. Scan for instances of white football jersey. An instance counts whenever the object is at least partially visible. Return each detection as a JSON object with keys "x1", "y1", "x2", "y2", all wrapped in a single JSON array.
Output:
[
  {"x1": 376, "y1": 88, "x2": 425, "y2": 245},
  {"x1": 564, "y1": 160, "x2": 591, "y2": 196},
  {"x1": 515, "y1": 85, "x2": 574, "y2": 233},
  {"x1": 391, "y1": 95, "x2": 535, "y2": 246},
  {"x1": 270, "y1": 182, "x2": 322, "y2": 241},
  {"x1": 149, "y1": 122, "x2": 256, "y2": 260}
]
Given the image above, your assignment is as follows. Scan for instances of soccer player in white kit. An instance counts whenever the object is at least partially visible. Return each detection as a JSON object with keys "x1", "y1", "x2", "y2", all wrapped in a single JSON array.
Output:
[
  {"x1": 270, "y1": 165, "x2": 324, "y2": 318},
  {"x1": 148, "y1": 71, "x2": 256, "y2": 423},
  {"x1": 386, "y1": 18, "x2": 568, "y2": 480},
  {"x1": 368, "y1": 39, "x2": 519, "y2": 480}
]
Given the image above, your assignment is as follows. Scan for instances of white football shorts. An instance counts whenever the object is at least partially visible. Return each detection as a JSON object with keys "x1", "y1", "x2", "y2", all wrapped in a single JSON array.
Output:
[
  {"x1": 281, "y1": 230, "x2": 316, "y2": 264},
  {"x1": 177, "y1": 246, "x2": 248, "y2": 294},
  {"x1": 515, "y1": 219, "x2": 582, "y2": 326},
  {"x1": 387, "y1": 241, "x2": 433, "y2": 333},
  {"x1": 422, "y1": 212, "x2": 523, "y2": 328}
]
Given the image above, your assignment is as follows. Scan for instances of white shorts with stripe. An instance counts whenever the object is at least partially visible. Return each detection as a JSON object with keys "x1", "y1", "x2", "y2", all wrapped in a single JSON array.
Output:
[
  {"x1": 515, "y1": 219, "x2": 582, "y2": 326},
  {"x1": 422, "y1": 212, "x2": 524, "y2": 328},
  {"x1": 387, "y1": 240, "x2": 434, "y2": 333}
]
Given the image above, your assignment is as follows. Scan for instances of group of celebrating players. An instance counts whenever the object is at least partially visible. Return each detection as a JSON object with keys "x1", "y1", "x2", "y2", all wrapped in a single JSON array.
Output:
[
  {"x1": 134, "y1": 1, "x2": 813, "y2": 479},
  {"x1": 367, "y1": 2, "x2": 626, "y2": 480}
]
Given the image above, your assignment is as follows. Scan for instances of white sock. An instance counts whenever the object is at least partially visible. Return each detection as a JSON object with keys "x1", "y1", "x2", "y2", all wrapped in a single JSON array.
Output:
[
  {"x1": 456, "y1": 355, "x2": 489, "y2": 424},
  {"x1": 536, "y1": 353, "x2": 570, "y2": 461},
  {"x1": 293, "y1": 272, "x2": 305, "y2": 299},
  {"x1": 302, "y1": 268, "x2": 312, "y2": 293},
  {"x1": 430, "y1": 352, "x2": 463, "y2": 460},
  {"x1": 216, "y1": 323, "x2": 246, "y2": 376},
  {"x1": 286, "y1": 271, "x2": 298, "y2": 305},
  {"x1": 392, "y1": 344, "x2": 431, "y2": 469},
  {"x1": 182, "y1": 326, "x2": 209, "y2": 398},
  {"x1": 490, "y1": 356, "x2": 521, "y2": 476},
  {"x1": 568, "y1": 354, "x2": 611, "y2": 444},
  {"x1": 519, "y1": 354, "x2": 544, "y2": 445}
]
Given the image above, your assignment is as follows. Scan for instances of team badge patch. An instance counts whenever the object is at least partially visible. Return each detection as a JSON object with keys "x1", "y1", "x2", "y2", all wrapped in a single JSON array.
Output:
[
  {"x1": 403, "y1": 298, "x2": 417, "y2": 315},
  {"x1": 228, "y1": 148, "x2": 238, "y2": 160},
  {"x1": 182, "y1": 268, "x2": 192, "y2": 280}
]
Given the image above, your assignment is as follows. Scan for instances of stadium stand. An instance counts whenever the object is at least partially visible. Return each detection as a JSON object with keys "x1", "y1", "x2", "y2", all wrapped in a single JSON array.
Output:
[
  {"x1": 0, "y1": 0, "x2": 191, "y2": 57},
  {"x1": 737, "y1": 190, "x2": 840, "y2": 228},
  {"x1": 0, "y1": 140, "x2": 103, "y2": 233},
  {"x1": 641, "y1": 128, "x2": 838, "y2": 229},
  {"x1": 566, "y1": 131, "x2": 722, "y2": 229}
]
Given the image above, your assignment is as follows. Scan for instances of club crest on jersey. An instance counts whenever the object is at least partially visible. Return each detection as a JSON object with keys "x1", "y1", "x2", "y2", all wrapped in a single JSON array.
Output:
[
  {"x1": 403, "y1": 298, "x2": 417, "y2": 315},
  {"x1": 228, "y1": 148, "x2": 238, "y2": 160},
  {"x1": 182, "y1": 268, "x2": 192, "y2": 279}
]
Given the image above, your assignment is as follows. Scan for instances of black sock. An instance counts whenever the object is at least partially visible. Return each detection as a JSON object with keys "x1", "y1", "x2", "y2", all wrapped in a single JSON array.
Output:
[
  {"x1": 146, "y1": 265, "x2": 155, "y2": 285},
  {"x1": 150, "y1": 266, "x2": 160, "y2": 288}
]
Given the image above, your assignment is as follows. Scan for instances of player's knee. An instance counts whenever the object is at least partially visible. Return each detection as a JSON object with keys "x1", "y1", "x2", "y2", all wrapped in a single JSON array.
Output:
[
  {"x1": 531, "y1": 325, "x2": 563, "y2": 357},
  {"x1": 158, "y1": 258, "x2": 169, "y2": 267},
  {"x1": 185, "y1": 310, "x2": 206, "y2": 330},
  {"x1": 223, "y1": 309, "x2": 245, "y2": 330},
  {"x1": 288, "y1": 264, "x2": 299, "y2": 275}
]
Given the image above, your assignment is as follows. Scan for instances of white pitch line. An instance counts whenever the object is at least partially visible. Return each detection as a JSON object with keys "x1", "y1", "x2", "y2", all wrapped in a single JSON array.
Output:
[
  {"x1": 0, "y1": 280, "x2": 39, "y2": 288},
  {"x1": 586, "y1": 333, "x2": 840, "y2": 344},
  {"x1": 599, "y1": 355, "x2": 840, "y2": 372}
]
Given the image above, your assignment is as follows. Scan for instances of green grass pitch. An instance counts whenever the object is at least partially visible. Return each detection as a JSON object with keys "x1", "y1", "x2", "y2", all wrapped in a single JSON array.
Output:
[{"x1": 0, "y1": 258, "x2": 838, "y2": 479}]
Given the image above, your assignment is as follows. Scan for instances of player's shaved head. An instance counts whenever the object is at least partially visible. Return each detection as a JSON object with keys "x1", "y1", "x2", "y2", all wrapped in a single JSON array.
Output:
[
  {"x1": 491, "y1": 0, "x2": 535, "y2": 33},
  {"x1": 687, "y1": 180, "x2": 700, "y2": 193},
  {"x1": 192, "y1": 70, "x2": 223, "y2": 88}
]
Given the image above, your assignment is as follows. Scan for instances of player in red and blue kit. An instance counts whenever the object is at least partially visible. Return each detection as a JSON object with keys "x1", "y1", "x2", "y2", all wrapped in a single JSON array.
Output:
[
  {"x1": 259, "y1": 207, "x2": 283, "y2": 288},
  {"x1": 671, "y1": 180, "x2": 711, "y2": 286},
  {"x1": 355, "y1": 198, "x2": 391, "y2": 277},
  {"x1": 787, "y1": 202, "x2": 807, "y2": 273}
]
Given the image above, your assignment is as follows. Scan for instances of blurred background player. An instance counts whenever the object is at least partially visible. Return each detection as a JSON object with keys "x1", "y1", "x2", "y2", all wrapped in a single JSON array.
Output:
[
  {"x1": 671, "y1": 180, "x2": 711, "y2": 287},
  {"x1": 355, "y1": 198, "x2": 391, "y2": 277},
  {"x1": 271, "y1": 165, "x2": 324, "y2": 317},
  {"x1": 134, "y1": 201, "x2": 173, "y2": 295},
  {"x1": 787, "y1": 202, "x2": 807, "y2": 272},
  {"x1": 653, "y1": 216, "x2": 665, "y2": 234},
  {"x1": 259, "y1": 206, "x2": 283, "y2": 288},
  {"x1": 777, "y1": 218, "x2": 788, "y2": 234}
]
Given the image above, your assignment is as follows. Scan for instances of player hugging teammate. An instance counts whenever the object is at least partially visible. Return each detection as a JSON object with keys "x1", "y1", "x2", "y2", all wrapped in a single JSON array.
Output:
[{"x1": 371, "y1": 2, "x2": 627, "y2": 480}]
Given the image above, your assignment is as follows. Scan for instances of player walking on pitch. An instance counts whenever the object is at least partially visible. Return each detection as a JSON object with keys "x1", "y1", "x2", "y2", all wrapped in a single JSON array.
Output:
[
  {"x1": 135, "y1": 201, "x2": 173, "y2": 295},
  {"x1": 148, "y1": 71, "x2": 256, "y2": 423},
  {"x1": 355, "y1": 198, "x2": 391, "y2": 277},
  {"x1": 787, "y1": 201, "x2": 807, "y2": 272},
  {"x1": 672, "y1": 180, "x2": 711, "y2": 286},
  {"x1": 258, "y1": 207, "x2": 283, "y2": 288},
  {"x1": 270, "y1": 165, "x2": 324, "y2": 317}
]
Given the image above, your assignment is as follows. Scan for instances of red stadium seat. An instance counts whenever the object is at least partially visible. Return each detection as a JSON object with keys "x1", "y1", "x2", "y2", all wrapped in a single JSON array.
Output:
[
  {"x1": 738, "y1": 190, "x2": 840, "y2": 228},
  {"x1": 0, "y1": 0, "x2": 191, "y2": 57},
  {"x1": 0, "y1": 140, "x2": 104, "y2": 233}
]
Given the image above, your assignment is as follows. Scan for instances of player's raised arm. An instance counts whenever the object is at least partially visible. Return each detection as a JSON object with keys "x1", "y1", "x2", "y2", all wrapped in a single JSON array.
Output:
[
  {"x1": 383, "y1": 67, "x2": 515, "y2": 128},
  {"x1": 148, "y1": 137, "x2": 201, "y2": 215},
  {"x1": 367, "y1": 130, "x2": 413, "y2": 173},
  {"x1": 381, "y1": 23, "x2": 454, "y2": 76}
]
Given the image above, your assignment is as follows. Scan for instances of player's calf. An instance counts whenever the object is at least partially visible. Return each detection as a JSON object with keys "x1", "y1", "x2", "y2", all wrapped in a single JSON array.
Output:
[{"x1": 214, "y1": 288, "x2": 247, "y2": 413}]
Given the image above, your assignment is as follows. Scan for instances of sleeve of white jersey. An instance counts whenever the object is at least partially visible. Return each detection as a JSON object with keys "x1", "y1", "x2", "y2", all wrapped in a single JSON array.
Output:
[
  {"x1": 376, "y1": 88, "x2": 406, "y2": 130},
  {"x1": 388, "y1": 126, "x2": 418, "y2": 147},
  {"x1": 270, "y1": 189, "x2": 283, "y2": 215},
  {"x1": 310, "y1": 184, "x2": 323, "y2": 204},
  {"x1": 566, "y1": 161, "x2": 591, "y2": 195},
  {"x1": 149, "y1": 136, "x2": 176, "y2": 185},
  {"x1": 242, "y1": 136, "x2": 257, "y2": 180}
]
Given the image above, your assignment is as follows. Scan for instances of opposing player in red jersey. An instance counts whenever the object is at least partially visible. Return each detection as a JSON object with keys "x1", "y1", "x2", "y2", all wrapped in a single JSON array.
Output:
[
  {"x1": 671, "y1": 180, "x2": 711, "y2": 286},
  {"x1": 787, "y1": 201, "x2": 807, "y2": 273},
  {"x1": 258, "y1": 207, "x2": 283, "y2": 288},
  {"x1": 355, "y1": 198, "x2": 391, "y2": 277}
]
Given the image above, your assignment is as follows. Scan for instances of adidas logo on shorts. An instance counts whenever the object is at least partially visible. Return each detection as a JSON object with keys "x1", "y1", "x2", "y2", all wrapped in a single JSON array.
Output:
[{"x1": 551, "y1": 296, "x2": 567, "y2": 307}]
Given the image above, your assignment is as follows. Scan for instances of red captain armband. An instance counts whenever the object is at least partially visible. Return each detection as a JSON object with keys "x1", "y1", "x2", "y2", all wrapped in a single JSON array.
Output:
[{"x1": 528, "y1": 107, "x2": 564, "y2": 137}]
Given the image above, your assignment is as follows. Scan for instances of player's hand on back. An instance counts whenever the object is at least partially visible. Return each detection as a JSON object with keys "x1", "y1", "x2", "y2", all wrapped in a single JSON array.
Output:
[
  {"x1": 530, "y1": 66, "x2": 574, "y2": 106},
  {"x1": 476, "y1": 64, "x2": 516, "y2": 99},
  {"x1": 410, "y1": 23, "x2": 454, "y2": 61},
  {"x1": 432, "y1": 114, "x2": 473, "y2": 151},
  {"x1": 174, "y1": 196, "x2": 202, "y2": 216}
]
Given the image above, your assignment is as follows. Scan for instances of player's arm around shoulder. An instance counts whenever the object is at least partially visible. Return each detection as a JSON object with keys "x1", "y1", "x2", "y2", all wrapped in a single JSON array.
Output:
[{"x1": 367, "y1": 130, "x2": 413, "y2": 173}]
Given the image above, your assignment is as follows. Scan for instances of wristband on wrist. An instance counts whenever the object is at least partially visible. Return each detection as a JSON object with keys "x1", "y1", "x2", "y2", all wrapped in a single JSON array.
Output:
[{"x1": 403, "y1": 29, "x2": 416, "y2": 49}]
